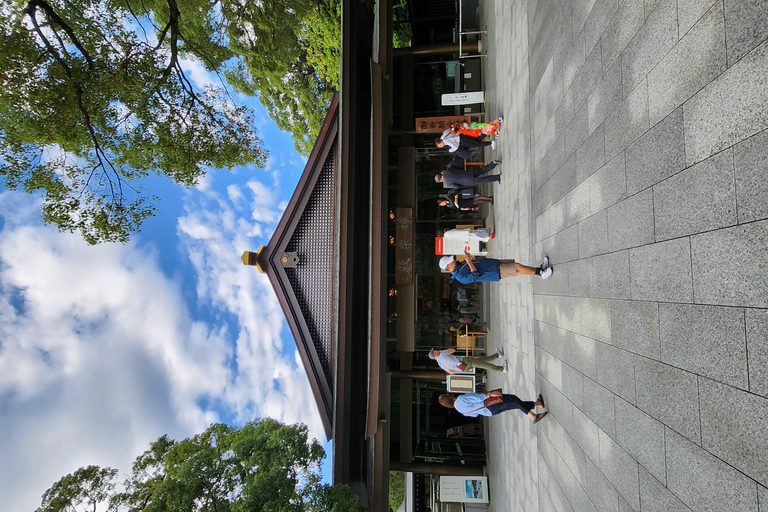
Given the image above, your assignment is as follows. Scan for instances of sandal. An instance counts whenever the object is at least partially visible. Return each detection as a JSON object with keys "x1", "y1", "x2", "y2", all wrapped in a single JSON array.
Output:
[
  {"x1": 536, "y1": 394, "x2": 546, "y2": 409},
  {"x1": 533, "y1": 412, "x2": 548, "y2": 424}
]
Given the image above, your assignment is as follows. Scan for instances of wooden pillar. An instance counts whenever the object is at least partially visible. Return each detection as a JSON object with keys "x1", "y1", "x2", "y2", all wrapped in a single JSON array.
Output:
[
  {"x1": 391, "y1": 369, "x2": 446, "y2": 381},
  {"x1": 390, "y1": 460, "x2": 484, "y2": 476},
  {"x1": 393, "y1": 42, "x2": 478, "y2": 57}
]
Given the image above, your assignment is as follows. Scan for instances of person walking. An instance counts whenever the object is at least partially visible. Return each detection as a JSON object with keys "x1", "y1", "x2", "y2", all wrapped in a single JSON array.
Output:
[
  {"x1": 439, "y1": 390, "x2": 548, "y2": 423},
  {"x1": 435, "y1": 160, "x2": 502, "y2": 188},
  {"x1": 436, "y1": 128, "x2": 494, "y2": 159},
  {"x1": 439, "y1": 252, "x2": 553, "y2": 282},
  {"x1": 450, "y1": 117, "x2": 502, "y2": 138},
  {"x1": 437, "y1": 190, "x2": 493, "y2": 211},
  {"x1": 429, "y1": 347, "x2": 507, "y2": 373}
]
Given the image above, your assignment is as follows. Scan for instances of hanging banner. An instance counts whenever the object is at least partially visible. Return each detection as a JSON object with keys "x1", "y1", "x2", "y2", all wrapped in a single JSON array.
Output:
[{"x1": 395, "y1": 207, "x2": 413, "y2": 285}]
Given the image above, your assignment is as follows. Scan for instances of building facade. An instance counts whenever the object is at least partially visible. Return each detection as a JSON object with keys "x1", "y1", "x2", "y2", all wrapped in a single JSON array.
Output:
[{"x1": 244, "y1": 1, "x2": 490, "y2": 509}]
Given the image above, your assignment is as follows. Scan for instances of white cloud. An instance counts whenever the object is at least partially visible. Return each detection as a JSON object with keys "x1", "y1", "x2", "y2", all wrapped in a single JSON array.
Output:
[
  {"x1": 0, "y1": 218, "x2": 214, "y2": 511},
  {"x1": 227, "y1": 184, "x2": 245, "y2": 207},
  {"x1": 264, "y1": 155, "x2": 278, "y2": 173},
  {"x1": 245, "y1": 181, "x2": 282, "y2": 224},
  {"x1": 176, "y1": 175, "x2": 322, "y2": 433},
  {"x1": 179, "y1": 57, "x2": 219, "y2": 90},
  {"x1": 0, "y1": 178, "x2": 324, "y2": 512}
]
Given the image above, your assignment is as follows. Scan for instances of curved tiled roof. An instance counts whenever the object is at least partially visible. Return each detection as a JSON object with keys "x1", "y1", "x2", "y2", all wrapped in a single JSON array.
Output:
[
  {"x1": 252, "y1": 95, "x2": 340, "y2": 438},
  {"x1": 284, "y1": 148, "x2": 336, "y2": 382}
]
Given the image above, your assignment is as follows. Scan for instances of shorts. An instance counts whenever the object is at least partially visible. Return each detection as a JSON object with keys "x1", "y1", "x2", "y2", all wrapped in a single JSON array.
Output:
[{"x1": 499, "y1": 260, "x2": 517, "y2": 278}]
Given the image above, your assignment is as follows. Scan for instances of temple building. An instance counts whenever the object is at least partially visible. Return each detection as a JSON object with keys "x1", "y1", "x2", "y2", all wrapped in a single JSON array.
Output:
[{"x1": 243, "y1": 1, "x2": 490, "y2": 509}]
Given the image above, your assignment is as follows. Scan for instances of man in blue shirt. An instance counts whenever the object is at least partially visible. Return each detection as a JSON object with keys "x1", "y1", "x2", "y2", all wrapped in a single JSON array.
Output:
[
  {"x1": 439, "y1": 391, "x2": 548, "y2": 423},
  {"x1": 439, "y1": 252, "x2": 553, "y2": 283}
]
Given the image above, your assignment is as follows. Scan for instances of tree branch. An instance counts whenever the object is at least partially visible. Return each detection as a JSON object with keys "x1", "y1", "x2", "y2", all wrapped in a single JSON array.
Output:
[
  {"x1": 26, "y1": 0, "x2": 95, "y2": 70},
  {"x1": 156, "y1": 0, "x2": 181, "y2": 87},
  {"x1": 23, "y1": 4, "x2": 72, "y2": 76}
]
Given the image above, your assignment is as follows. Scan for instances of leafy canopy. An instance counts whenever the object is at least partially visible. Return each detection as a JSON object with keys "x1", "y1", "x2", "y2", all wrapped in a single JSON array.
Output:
[
  {"x1": 0, "y1": 0, "x2": 266, "y2": 244},
  {"x1": 37, "y1": 419, "x2": 367, "y2": 512},
  {"x1": 0, "y1": 0, "x2": 342, "y2": 243},
  {"x1": 225, "y1": 0, "x2": 340, "y2": 156}
]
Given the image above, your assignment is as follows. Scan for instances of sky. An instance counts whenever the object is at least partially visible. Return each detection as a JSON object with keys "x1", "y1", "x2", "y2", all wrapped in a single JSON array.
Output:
[{"x1": 0, "y1": 59, "x2": 330, "y2": 511}]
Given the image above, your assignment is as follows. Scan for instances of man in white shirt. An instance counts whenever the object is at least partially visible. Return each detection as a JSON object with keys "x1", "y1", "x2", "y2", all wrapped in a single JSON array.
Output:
[
  {"x1": 436, "y1": 128, "x2": 494, "y2": 159},
  {"x1": 428, "y1": 347, "x2": 507, "y2": 373}
]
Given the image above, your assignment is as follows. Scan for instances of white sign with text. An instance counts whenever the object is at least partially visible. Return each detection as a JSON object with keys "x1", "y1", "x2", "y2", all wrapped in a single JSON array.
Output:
[
  {"x1": 441, "y1": 91, "x2": 485, "y2": 105},
  {"x1": 439, "y1": 476, "x2": 489, "y2": 503}
]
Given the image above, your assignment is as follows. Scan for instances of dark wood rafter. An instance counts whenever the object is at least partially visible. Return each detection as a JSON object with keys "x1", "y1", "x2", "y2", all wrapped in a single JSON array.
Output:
[{"x1": 366, "y1": 58, "x2": 385, "y2": 440}]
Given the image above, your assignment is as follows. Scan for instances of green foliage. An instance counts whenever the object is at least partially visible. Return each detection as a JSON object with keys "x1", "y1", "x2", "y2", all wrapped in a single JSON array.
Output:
[
  {"x1": 301, "y1": 1, "x2": 342, "y2": 90},
  {"x1": 388, "y1": 471, "x2": 405, "y2": 512},
  {"x1": 225, "y1": 0, "x2": 339, "y2": 156},
  {"x1": 0, "y1": 0, "x2": 266, "y2": 244},
  {"x1": 38, "y1": 419, "x2": 367, "y2": 512},
  {"x1": 0, "y1": 0, "x2": 345, "y2": 241},
  {"x1": 37, "y1": 465, "x2": 118, "y2": 512},
  {"x1": 392, "y1": 2, "x2": 412, "y2": 48},
  {"x1": 307, "y1": 481, "x2": 369, "y2": 512}
]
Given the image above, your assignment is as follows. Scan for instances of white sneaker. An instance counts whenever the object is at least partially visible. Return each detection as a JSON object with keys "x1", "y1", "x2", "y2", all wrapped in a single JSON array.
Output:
[
  {"x1": 495, "y1": 347, "x2": 505, "y2": 357},
  {"x1": 540, "y1": 267, "x2": 553, "y2": 279},
  {"x1": 540, "y1": 256, "x2": 550, "y2": 269},
  {"x1": 502, "y1": 360, "x2": 509, "y2": 373},
  {"x1": 491, "y1": 140, "x2": 496, "y2": 150}
]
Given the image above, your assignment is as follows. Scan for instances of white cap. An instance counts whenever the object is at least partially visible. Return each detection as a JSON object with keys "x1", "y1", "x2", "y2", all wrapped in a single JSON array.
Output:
[{"x1": 439, "y1": 256, "x2": 454, "y2": 270}]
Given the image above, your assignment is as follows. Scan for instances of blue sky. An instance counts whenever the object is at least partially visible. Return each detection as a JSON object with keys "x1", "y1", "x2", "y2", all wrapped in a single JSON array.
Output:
[{"x1": 0, "y1": 58, "x2": 331, "y2": 511}]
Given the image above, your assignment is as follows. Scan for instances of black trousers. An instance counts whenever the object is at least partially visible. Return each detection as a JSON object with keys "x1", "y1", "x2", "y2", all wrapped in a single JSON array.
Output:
[
  {"x1": 487, "y1": 394, "x2": 535, "y2": 416},
  {"x1": 454, "y1": 134, "x2": 492, "y2": 159},
  {"x1": 446, "y1": 160, "x2": 498, "y2": 176},
  {"x1": 459, "y1": 133, "x2": 490, "y2": 147}
]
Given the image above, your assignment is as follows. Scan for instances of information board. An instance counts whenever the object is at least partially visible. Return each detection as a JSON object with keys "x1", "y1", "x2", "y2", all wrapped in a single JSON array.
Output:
[{"x1": 439, "y1": 476, "x2": 489, "y2": 503}]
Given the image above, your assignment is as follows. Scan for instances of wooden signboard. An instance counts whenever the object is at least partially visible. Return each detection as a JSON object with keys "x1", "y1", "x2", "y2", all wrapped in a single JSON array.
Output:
[
  {"x1": 446, "y1": 375, "x2": 476, "y2": 393},
  {"x1": 395, "y1": 207, "x2": 413, "y2": 285},
  {"x1": 414, "y1": 116, "x2": 469, "y2": 134}
]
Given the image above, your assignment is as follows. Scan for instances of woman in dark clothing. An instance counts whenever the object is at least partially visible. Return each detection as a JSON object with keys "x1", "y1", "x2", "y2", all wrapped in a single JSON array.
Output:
[{"x1": 437, "y1": 188, "x2": 493, "y2": 211}]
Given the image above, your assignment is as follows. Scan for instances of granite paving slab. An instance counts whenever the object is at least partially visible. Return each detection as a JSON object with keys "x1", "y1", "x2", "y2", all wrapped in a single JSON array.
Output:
[{"x1": 479, "y1": 1, "x2": 768, "y2": 511}]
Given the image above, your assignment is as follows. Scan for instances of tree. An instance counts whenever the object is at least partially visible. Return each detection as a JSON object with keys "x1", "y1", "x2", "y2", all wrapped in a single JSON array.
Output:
[
  {"x1": 301, "y1": 1, "x2": 342, "y2": 90},
  {"x1": 38, "y1": 466, "x2": 118, "y2": 512},
  {"x1": 388, "y1": 471, "x2": 405, "y2": 512},
  {"x1": 0, "y1": 0, "x2": 266, "y2": 244},
  {"x1": 224, "y1": 0, "x2": 340, "y2": 156},
  {"x1": 37, "y1": 419, "x2": 367, "y2": 512}
]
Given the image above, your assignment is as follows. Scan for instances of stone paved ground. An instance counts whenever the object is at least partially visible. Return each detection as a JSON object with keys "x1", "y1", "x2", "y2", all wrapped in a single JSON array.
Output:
[{"x1": 477, "y1": 1, "x2": 768, "y2": 511}]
